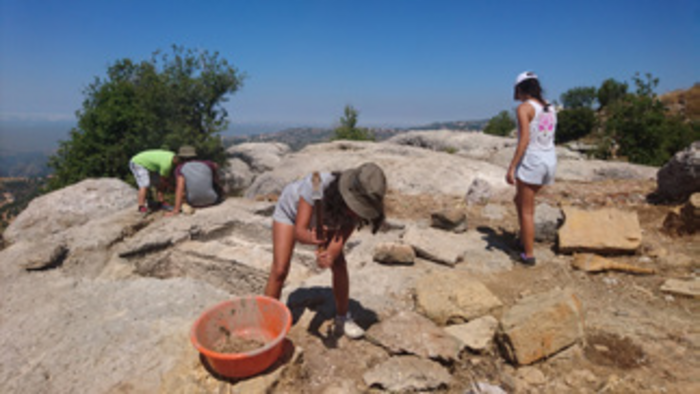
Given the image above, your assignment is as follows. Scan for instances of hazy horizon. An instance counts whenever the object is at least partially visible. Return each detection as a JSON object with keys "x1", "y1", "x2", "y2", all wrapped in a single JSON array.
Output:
[{"x1": 1, "y1": 116, "x2": 487, "y2": 153}]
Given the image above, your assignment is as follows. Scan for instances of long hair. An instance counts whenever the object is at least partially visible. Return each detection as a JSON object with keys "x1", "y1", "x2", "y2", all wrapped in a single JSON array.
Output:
[
  {"x1": 323, "y1": 173, "x2": 385, "y2": 234},
  {"x1": 514, "y1": 77, "x2": 551, "y2": 112}
]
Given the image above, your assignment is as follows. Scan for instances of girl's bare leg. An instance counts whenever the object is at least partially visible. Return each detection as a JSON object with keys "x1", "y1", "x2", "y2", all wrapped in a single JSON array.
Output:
[
  {"x1": 331, "y1": 254, "x2": 349, "y2": 316},
  {"x1": 264, "y1": 221, "x2": 296, "y2": 299},
  {"x1": 138, "y1": 187, "x2": 148, "y2": 208},
  {"x1": 516, "y1": 179, "x2": 542, "y2": 258}
]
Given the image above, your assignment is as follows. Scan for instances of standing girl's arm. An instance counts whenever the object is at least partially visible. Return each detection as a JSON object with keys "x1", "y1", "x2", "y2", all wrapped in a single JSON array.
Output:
[
  {"x1": 315, "y1": 225, "x2": 355, "y2": 268},
  {"x1": 507, "y1": 103, "x2": 535, "y2": 185},
  {"x1": 294, "y1": 198, "x2": 324, "y2": 245}
]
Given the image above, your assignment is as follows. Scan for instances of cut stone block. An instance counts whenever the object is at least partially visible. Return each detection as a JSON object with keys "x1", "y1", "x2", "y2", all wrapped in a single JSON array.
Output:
[
  {"x1": 558, "y1": 207, "x2": 642, "y2": 254},
  {"x1": 499, "y1": 288, "x2": 584, "y2": 365}
]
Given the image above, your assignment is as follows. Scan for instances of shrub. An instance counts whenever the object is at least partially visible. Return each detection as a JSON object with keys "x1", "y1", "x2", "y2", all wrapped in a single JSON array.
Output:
[
  {"x1": 484, "y1": 110, "x2": 516, "y2": 137},
  {"x1": 556, "y1": 107, "x2": 597, "y2": 144}
]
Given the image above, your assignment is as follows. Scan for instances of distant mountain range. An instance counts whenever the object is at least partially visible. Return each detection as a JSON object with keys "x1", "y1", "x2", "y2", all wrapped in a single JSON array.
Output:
[
  {"x1": 0, "y1": 118, "x2": 488, "y2": 176},
  {"x1": 0, "y1": 150, "x2": 51, "y2": 178},
  {"x1": 224, "y1": 119, "x2": 488, "y2": 151}
]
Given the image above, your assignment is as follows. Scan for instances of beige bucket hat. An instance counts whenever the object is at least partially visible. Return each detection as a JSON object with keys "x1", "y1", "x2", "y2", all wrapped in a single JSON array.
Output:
[
  {"x1": 339, "y1": 162, "x2": 386, "y2": 220},
  {"x1": 178, "y1": 145, "x2": 197, "y2": 158}
]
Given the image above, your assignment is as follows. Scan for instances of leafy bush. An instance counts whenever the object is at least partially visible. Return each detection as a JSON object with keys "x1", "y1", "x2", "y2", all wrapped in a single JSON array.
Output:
[
  {"x1": 48, "y1": 46, "x2": 243, "y2": 189},
  {"x1": 598, "y1": 78, "x2": 628, "y2": 109},
  {"x1": 555, "y1": 107, "x2": 597, "y2": 144},
  {"x1": 484, "y1": 110, "x2": 515, "y2": 137},
  {"x1": 332, "y1": 105, "x2": 375, "y2": 141},
  {"x1": 602, "y1": 73, "x2": 700, "y2": 165},
  {"x1": 560, "y1": 86, "x2": 597, "y2": 109}
]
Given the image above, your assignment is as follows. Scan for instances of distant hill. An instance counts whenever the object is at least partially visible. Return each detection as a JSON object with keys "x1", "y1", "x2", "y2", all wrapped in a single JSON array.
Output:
[
  {"x1": 224, "y1": 119, "x2": 488, "y2": 151},
  {"x1": 660, "y1": 83, "x2": 700, "y2": 122},
  {"x1": 410, "y1": 119, "x2": 489, "y2": 131},
  {"x1": 0, "y1": 177, "x2": 47, "y2": 233},
  {"x1": 0, "y1": 151, "x2": 51, "y2": 178}
]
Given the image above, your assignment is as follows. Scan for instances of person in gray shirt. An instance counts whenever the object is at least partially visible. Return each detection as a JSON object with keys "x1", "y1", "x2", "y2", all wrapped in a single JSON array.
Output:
[
  {"x1": 166, "y1": 145, "x2": 222, "y2": 216},
  {"x1": 266, "y1": 163, "x2": 387, "y2": 339}
]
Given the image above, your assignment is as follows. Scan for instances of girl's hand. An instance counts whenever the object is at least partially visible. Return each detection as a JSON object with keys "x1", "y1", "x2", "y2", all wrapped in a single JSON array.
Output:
[
  {"x1": 506, "y1": 168, "x2": 516, "y2": 185},
  {"x1": 308, "y1": 228, "x2": 326, "y2": 246},
  {"x1": 315, "y1": 249, "x2": 333, "y2": 268}
]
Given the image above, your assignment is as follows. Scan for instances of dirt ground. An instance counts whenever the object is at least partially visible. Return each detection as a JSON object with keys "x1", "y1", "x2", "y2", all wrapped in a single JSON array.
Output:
[{"x1": 255, "y1": 180, "x2": 699, "y2": 393}]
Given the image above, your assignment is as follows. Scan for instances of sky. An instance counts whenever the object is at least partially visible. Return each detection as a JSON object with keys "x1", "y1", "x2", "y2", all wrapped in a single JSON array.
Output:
[{"x1": 0, "y1": 0, "x2": 698, "y2": 151}]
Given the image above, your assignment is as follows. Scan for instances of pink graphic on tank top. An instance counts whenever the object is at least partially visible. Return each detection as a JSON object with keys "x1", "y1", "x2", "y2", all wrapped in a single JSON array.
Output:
[
  {"x1": 536, "y1": 112, "x2": 555, "y2": 147},
  {"x1": 539, "y1": 113, "x2": 555, "y2": 132}
]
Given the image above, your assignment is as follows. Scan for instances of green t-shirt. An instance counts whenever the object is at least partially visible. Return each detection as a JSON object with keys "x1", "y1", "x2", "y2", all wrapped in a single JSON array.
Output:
[{"x1": 131, "y1": 150, "x2": 176, "y2": 176}]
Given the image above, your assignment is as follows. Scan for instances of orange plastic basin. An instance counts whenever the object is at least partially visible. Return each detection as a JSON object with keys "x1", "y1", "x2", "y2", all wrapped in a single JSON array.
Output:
[{"x1": 190, "y1": 296, "x2": 292, "y2": 379}]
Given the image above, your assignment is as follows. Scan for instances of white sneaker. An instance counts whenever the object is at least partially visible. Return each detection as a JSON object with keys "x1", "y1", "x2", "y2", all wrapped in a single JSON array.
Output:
[{"x1": 335, "y1": 314, "x2": 365, "y2": 340}]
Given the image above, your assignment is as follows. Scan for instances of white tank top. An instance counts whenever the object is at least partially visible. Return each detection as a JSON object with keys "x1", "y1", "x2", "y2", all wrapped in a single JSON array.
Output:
[{"x1": 523, "y1": 99, "x2": 556, "y2": 152}]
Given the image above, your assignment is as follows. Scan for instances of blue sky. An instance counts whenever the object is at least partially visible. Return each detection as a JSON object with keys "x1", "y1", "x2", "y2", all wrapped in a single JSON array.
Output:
[{"x1": 1, "y1": 0, "x2": 698, "y2": 150}]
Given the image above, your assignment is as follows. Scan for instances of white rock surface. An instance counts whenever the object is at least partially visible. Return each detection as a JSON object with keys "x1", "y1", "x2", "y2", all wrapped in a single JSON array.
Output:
[
  {"x1": 245, "y1": 140, "x2": 509, "y2": 198},
  {"x1": 4, "y1": 178, "x2": 136, "y2": 243},
  {"x1": 226, "y1": 142, "x2": 291, "y2": 173},
  {"x1": 416, "y1": 271, "x2": 503, "y2": 325},
  {"x1": 445, "y1": 315, "x2": 499, "y2": 352},
  {"x1": 0, "y1": 273, "x2": 228, "y2": 394},
  {"x1": 363, "y1": 356, "x2": 452, "y2": 392}
]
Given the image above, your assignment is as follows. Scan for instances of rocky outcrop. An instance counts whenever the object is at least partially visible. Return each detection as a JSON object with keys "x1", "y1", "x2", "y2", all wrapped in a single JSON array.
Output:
[
  {"x1": 2, "y1": 132, "x2": 697, "y2": 393},
  {"x1": 221, "y1": 158, "x2": 255, "y2": 195},
  {"x1": 0, "y1": 273, "x2": 229, "y2": 394},
  {"x1": 556, "y1": 159, "x2": 658, "y2": 183},
  {"x1": 4, "y1": 178, "x2": 136, "y2": 244},
  {"x1": 387, "y1": 130, "x2": 516, "y2": 160},
  {"x1": 653, "y1": 141, "x2": 700, "y2": 203},
  {"x1": 226, "y1": 142, "x2": 291, "y2": 174},
  {"x1": 387, "y1": 130, "x2": 657, "y2": 183},
  {"x1": 245, "y1": 140, "x2": 509, "y2": 199}
]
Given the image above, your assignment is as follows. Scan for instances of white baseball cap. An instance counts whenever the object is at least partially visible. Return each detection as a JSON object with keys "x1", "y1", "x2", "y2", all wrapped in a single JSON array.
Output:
[{"x1": 515, "y1": 71, "x2": 538, "y2": 86}]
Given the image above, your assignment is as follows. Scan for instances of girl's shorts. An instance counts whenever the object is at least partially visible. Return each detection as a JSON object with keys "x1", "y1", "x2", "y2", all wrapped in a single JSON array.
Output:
[
  {"x1": 516, "y1": 152, "x2": 557, "y2": 186},
  {"x1": 272, "y1": 183, "x2": 298, "y2": 226}
]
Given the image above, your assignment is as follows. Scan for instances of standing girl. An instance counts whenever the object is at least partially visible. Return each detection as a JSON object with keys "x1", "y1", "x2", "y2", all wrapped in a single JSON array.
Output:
[
  {"x1": 264, "y1": 163, "x2": 386, "y2": 338},
  {"x1": 507, "y1": 71, "x2": 557, "y2": 266}
]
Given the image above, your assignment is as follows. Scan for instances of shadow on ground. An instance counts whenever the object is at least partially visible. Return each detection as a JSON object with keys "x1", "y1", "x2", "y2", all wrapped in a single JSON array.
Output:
[{"x1": 286, "y1": 286, "x2": 379, "y2": 349}]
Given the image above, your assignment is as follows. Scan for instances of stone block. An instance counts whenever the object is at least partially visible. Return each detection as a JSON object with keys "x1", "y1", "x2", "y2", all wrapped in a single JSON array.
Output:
[
  {"x1": 558, "y1": 207, "x2": 642, "y2": 254},
  {"x1": 499, "y1": 288, "x2": 584, "y2": 365}
]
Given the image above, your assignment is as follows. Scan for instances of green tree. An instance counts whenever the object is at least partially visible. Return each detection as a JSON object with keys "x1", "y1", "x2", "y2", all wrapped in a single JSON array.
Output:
[
  {"x1": 597, "y1": 78, "x2": 628, "y2": 109},
  {"x1": 48, "y1": 46, "x2": 243, "y2": 189},
  {"x1": 556, "y1": 107, "x2": 597, "y2": 144},
  {"x1": 484, "y1": 110, "x2": 516, "y2": 137},
  {"x1": 560, "y1": 86, "x2": 598, "y2": 109},
  {"x1": 332, "y1": 105, "x2": 375, "y2": 141},
  {"x1": 603, "y1": 73, "x2": 699, "y2": 165}
]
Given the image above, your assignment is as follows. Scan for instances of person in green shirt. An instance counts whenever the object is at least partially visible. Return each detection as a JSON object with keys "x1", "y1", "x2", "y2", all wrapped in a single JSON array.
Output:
[{"x1": 129, "y1": 150, "x2": 180, "y2": 213}]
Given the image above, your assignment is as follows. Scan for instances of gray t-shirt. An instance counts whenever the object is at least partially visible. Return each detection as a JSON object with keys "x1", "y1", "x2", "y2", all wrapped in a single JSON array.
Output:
[
  {"x1": 272, "y1": 172, "x2": 336, "y2": 226},
  {"x1": 177, "y1": 161, "x2": 219, "y2": 207}
]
